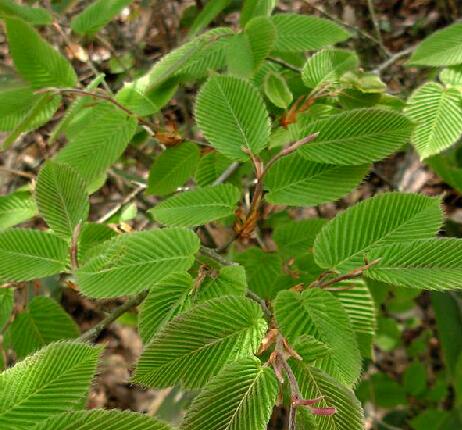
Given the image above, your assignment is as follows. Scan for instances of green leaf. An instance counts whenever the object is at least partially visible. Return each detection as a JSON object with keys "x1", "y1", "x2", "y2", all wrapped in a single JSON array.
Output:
[
  {"x1": 331, "y1": 281, "x2": 376, "y2": 358},
  {"x1": 115, "y1": 27, "x2": 232, "y2": 114},
  {"x1": 292, "y1": 363, "x2": 365, "y2": 430},
  {"x1": 240, "y1": 0, "x2": 275, "y2": 27},
  {"x1": 195, "y1": 75, "x2": 270, "y2": 160},
  {"x1": 271, "y1": 14, "x2": 350, "y2": 52},
  {"x1": 0, "y1": 289, "x2": 13, "y2": 331},
  {"x1": 226, "y1": 16, "x2": 276, "y2": 78},
  {"x1": 365, "y1": 238, "x2": 462, "y2": 290},
  {"x1": 76, "y1": 228, "x2": 200, "y2": 298},
  {"x1": 10, "y1": 296, "x2": 80, "y2": 359},
  {"x1": 55, "y1": 102, "x2": 137, "y2": 184},
  {"x1": 273, "y1": 218, "x2": 327, "y2": 258},
  {"x1": 296, "y1": 109, "x2": 414, "y2": 165},
  {"x1": 193, "y1": 265, "x2": 247, "y2": 303},
  {"x1": 274, "y1": 289, "x2": 362, "y2": 386},
  {"x1": 138, "y1": 272, "x2": 193, "y2": 343},
  {"x1": 302, "y1": 49, "x2": 359, "y2": 89},
  {"x1": 405, "y1": 82, "x2": 462, "y2": 159},
  {"x1": 31, "y1": 409, "x2": 173, "y2": 430},
  {"x1": 71, "y1": 0, "x2": 135, "y2": 36},
  {"x1": 0, "y1": 341, "x2": 102, "y2": 429},
  {"x1": 0, "y1": 229, "x2": 68, "y2": 281},
  {"x1": 265, "y1": 152, "x2": 369, "y2": 206},
  {"x1": 263, "y1": 70, "x2": 293, "y2": 108},
  {"x1": 147, "y1": 142, "x2": 200, "y2": 196},
  {"x1": 0, "y1": 190, "x2": 37, "y2": 230},
  {"x1": 133, "y1": 296, "x2": 267, "y2": 388},
  {"x1": 150, "y1": 184, "x2": 240, "y2": 227},
  {"x1": 188, "y1": 0, "x2": 231, "y2": 37},
  {"x1": 314, "y1": 193, "x2": 443, "y2": 271},
  {"x1": 77, "y1": 222, "x2": 117, "y2": 265},
  {"x1": 1, "y1": 93, "x2": 61, "y2": 151},
  {"x1": 36, "y1": 161, "x2": 89, "y2": 240},
  {"x1": 180, "y1": 358, "x2": 278, "y2": 430},
  {"x1": 440, "y1": 65, "x2": 462, "y2": 88},
  {"x1": 408, "y1": 22, "x2": 462, "y2": 66},
  {"x1": 234, "y1": 247, "x2": 283, "y2": 299},
  {"x1": 5, "y1": 17, "x2": 77, "y2": 88},
  {"x1": 195, "y1": 151, "x2": 234, "y2": 186},
  {"x1": 404, "y1": 362, "x2": 427, "y2": 396},
  {"x1": 0, "y1": 0, "x2": 51, "y2": 25}
]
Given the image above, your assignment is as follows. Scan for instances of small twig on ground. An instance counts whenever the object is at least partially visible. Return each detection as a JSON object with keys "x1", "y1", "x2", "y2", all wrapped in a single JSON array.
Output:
[
  {"x1": 212, "y1": 162, "x2": 240, "y2": 186},
  {"x1": 79, "y1": 290, "x2": 149, "y2": 342},
  {"x1": 97, "y1": 185, "x2": 146, "y2": 223},
  {"x1": 366, "y1": 0, "x2": 386, "y2": 55},
  {"x1": 0, "y1": 166, "x2": 35, "y2": 179}
]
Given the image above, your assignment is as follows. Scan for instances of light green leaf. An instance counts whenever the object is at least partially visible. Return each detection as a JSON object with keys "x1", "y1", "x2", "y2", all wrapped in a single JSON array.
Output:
[
  {"x1": 0, "y1": 190, "x2": 37, "y2": 230},
  {"x1": 138, "y1": 272, "x2": 193, "y2": 343},
  {"x1": 36, "y1": 161, "x2": 89, "y2": 240},
  {"x1": 0, "y1": 289, "x2": 13, "y2": 331},
  {"x1": 195, "y1": 75, "x2": 270, "y2": 160},
  {"x1": 265, "y1": 152, "x2": 369, "y2": 206},
  {"x1": 188, "y1": 0, "x2": 231, "y2": 37},
  {"x1": 240, "y1": 0, "x2": 275, "y2": 27},
  {"x1": 273, "y1": 218, "x2": 327, "y2": 258},
  {"x1": 271, "y1": 14, "x2": 350, "y2": 52},
  {"x1": 55, "y1": 102, "x2": 137, "y2": 184},
  {"x1": 408, "y1": 22, "x2": 462, "y2": 66},
  {"x1": 133, "y1": 296, "x2": 267, "y2": 389},
  {"x1": 292, "y1": 363, "x2": 365, "y2": 430},
  {"x1": 274, "y1": 289, "x2": 362, "y2": 386},
  {"x1": 115, "y1": 27, "x2": 233, "y2": 115},
  {"x1": 147, "y1": 142, "x2": 200, "y2": 196},
  {"x1": 195, "y1": 151, "x2": 234, "y2": 186},
  {"x1": 296, "y1": 109, "x2": 414, "y2": 165},
  {"x1": 365, "y1": 238, "x2": 462, "y2": 290},
  {"x1": 10, "y1": 296, "x2": 80, "y2": 359},
  {"x1": 150, "y1": 184, "x2": 240, "y2": 227},
  {"x1": 76, "y1": 228, "x2": 200, "y2": 298},
  {"x1": 0, "y1": 0, "x2": 51, "y2": 25},
  {"x1": 302, "y1": 49, "x2": 359, "y2": 89},
  {"x1": 263, "y1": 70, "x2": 293, "y2": 108},
  {"x1": 193, "y1": 265, "x2": 247, "y2": 303},
  {"x1": 234, "y1": 247, "x2": 283, "y2": 299},
  {"x1": 0, "y1": 229, "x2": 68, "y2": 281},
  {"x1": 77, "y1": 222, "x2": 117, "y2": 265},
  {"x1": 331, "y1": 281, "x2": 376, "y2": 358},
  {"x1": 314, "y1": 193, "x2": 444, "y2": 271},
  {"x1": 226, "y1": 16, "x2": 276, "y2": 78},
  {"x1": 71, "y1": 0, "x2": 135, "y2": 36},
  {"x1": 1, "y1": 93, "x2": 61, "y2": 151},
  {"x1": 440, "y1": 65, "x2": 462, "y2": 88},
  {"x1": 31, "y1": 409, "x2": 173, "y2": 430},
  {"x1": 405, "y1": 82, "x2": 462, "y2": 159},
  {"x1": 0, "y1": 341, "x2": 102, "y2": 430},
  {"x1": 5, "y1": 17, "x2": 77, "y2": 88},
  {"x1": 180, "y1": 358, "x2": 278, "y2": 430}
]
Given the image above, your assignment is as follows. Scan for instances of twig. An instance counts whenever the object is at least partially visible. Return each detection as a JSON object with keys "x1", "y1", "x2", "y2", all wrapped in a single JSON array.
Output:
[
  {"x1": 0, "y1": 166, "x2": 35, "y2": 179},
  {"x1": 79, "y1": 290, "x2": 148, "y2": 342},
  {"x1": 267, "y1": 57, "x2": 301, "y2": 73},
  {"x1": 313, "y1": 258, "x2": 381, "y2": 289},
  {"x1": 366, "y1": 0, "x2": 386, "y2": 55},
  {"x1": 212, "y1": 162, "x2": 240, "y2": 186},
  {"x1": 373, "y1": 46, "x2": 416, "y2": 74},
  {"x1": 198, "y1": 245, "x2": 236, "y2": 267},
  {"x1": 70, "y1": 223, "x2": 82, "y2": 272},
  {"x1": 304, "y1": 2, "x2": 390, "y2": 57},
  {"x1": 246, "y1": 290, "x2": 272, "y2": 321},
  {"x1": 97, "y1": 185, "x2": 146, "y2": 223},
  {"x1": 36, "y1": 87, "x2": 156, "y2": 136}
]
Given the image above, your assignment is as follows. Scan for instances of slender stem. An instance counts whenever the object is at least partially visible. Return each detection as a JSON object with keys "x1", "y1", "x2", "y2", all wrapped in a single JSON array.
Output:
[
  {"x1": 373, "y1": 46, "x2": 416, "y2": 74},
  {"x1": 246, "y1": 290, "x2": 272, "y2": 321},
  {"x1": 36, "y1": 87, "x2": 156, "y2": 135},
  {"x1": 70, "y1": 223, "x2": 82, "y2": 272},
  {"x1": 212, "y1": 162, "x2": 240, "y2": 186},
  {"x1": 267, "y1": 57, "x2": 301, "y2": 73},
  {"x1": 97, "y1": 185, "x2": 146, "y2": 223},
  {"x1": 79, "y1": 290, "x2": 148, "y2": 342},
  {"x1": 366, "y1": 0, "x2": 386, "y2": 55},
  {"x1": 199, "y1": 245, "x2": 236, "y2": 267},
  {"x1": 313, "y1": 258, "x2": 381, "y2": 289}
]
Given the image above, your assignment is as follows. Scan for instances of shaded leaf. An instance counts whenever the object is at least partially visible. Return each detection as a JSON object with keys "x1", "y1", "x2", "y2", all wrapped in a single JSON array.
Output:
[
  {"x1": 0, "y1": 0, "x2": 51, "y2": 25},
  {"x1": 263, "y1": 70, "x2": 293, "y2": 108},
  {"x1": 0, "y1": 190, "x2": 37, "y2": 230}
]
